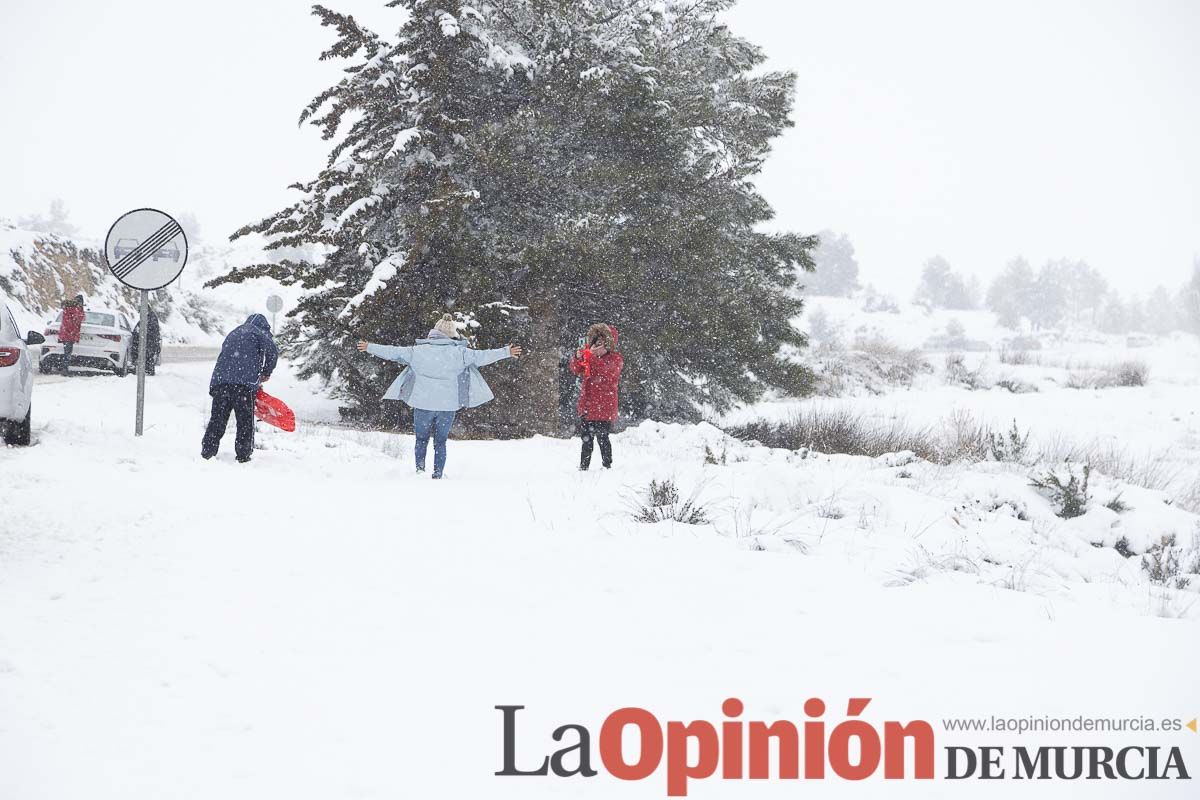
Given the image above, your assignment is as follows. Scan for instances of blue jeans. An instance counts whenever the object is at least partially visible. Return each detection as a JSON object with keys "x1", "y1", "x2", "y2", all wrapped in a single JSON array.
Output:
[{"x1": 413, "y1": 409, "x2": 456, "y2": 477}]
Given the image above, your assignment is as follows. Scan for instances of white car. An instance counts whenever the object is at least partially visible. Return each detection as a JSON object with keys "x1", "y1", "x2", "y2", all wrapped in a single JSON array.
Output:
[
  {"x1": 40, "y1": 307, "x2": 136, "y2": 376},
  {"x1": 0, "y1": 295, "x2": 44, "y2": 446}
]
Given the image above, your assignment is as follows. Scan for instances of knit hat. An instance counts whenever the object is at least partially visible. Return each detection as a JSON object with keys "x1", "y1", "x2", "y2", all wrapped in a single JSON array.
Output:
[{"x1": 433, "y1": 314, "x2": 460, "y2": 339}]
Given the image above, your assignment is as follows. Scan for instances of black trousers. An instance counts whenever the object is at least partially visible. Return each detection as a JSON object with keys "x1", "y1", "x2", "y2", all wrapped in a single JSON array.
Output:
[
  {"x1": 579, "y1": 419, "x2": 613, "y2": 469},
  {"x1": 201, "y1": 384, "x2": 256, "y2": 460},
  {"x1": 61, "y1": 342, "x2": 74, "y2": 374}
]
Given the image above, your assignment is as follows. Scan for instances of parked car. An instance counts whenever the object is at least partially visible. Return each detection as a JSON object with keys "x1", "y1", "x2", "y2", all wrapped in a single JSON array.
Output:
[
  {"x1": 114, "y1": 238, "x2": 140, "y2": 260},
  {"x1": 41, "y1": 307, "x2": 135, "y2": 376},
  {"x1": 0, "y1": 294, "x2": 44, "y2": 445}
]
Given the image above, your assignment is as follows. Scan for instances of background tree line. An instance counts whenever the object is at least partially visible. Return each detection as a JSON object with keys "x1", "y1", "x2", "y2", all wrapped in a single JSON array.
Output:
[{"x1": 806, "y1": 229, "x2": 1200, "y2": 335}]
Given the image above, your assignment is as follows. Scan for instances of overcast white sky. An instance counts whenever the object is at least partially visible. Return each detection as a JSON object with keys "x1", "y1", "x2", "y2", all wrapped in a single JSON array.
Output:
[{"x1": 1, "y1": 0, "x2": 1197, "y2": 294}]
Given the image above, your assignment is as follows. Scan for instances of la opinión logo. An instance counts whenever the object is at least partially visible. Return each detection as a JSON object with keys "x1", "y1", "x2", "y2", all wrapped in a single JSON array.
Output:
[
  {"x1": 496, "y1": 699, "x2": 1192, "y2": 796},
  {"x1": 497, "y1": 698, "x2": 935, "y2": 796}
]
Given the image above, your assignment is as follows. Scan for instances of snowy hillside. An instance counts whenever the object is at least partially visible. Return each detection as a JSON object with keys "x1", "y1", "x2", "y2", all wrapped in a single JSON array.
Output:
[{"x1": 0, "y1": 220, "x2": 308, "y2": 344}]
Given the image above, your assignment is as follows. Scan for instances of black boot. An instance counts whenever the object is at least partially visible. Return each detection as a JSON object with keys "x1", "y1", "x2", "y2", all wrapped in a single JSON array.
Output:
[{"x1": 579, "y1": 419, "x2": 594, "y2": 470}]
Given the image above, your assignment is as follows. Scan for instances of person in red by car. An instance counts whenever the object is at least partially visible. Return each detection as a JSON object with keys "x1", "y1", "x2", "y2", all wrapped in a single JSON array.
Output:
[
  {"x1": 568, "y1": 323, "x2": 623, "y2": 470},
  {"x1": 58, "y1": 295, "x2": 85, "y2": 376}
]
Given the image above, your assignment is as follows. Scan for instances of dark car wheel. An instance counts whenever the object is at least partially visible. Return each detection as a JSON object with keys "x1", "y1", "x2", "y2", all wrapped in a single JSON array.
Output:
[{"x1": 4, "y1": 405, "x2": 31, "y2": 446}]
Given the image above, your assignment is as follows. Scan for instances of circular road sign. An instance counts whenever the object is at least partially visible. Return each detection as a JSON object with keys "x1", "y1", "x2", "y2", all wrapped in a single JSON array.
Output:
[
  {"x1": 104, "y1": 208, "x2": 188, "y2": 291},
  {"x1": 266, "y1": 294, "x2": 284, "y2": 314}
]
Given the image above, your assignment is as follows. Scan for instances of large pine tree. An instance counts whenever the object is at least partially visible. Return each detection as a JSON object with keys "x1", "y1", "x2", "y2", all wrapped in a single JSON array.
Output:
[{"x1": 210, "y1": 0, "x2": 815, "y2": 433}]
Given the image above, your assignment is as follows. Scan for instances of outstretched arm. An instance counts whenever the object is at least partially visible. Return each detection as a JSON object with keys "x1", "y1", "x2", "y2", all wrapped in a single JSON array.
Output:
[
  {"x1": 358, "y1": 341, "x2": 414, "y2": 364},
  {"x1": 464, "y1": 344, "x2": 522, "y2": 368}
]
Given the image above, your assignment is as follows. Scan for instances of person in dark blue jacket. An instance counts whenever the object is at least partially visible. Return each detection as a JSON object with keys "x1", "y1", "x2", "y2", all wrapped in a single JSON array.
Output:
[{"x1": 201, "y1": 314, "x2": 279, "y2": 463}]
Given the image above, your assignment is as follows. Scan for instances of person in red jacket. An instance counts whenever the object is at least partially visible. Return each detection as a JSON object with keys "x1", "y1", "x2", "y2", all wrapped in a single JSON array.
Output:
[
  {"x1": 568, "y1": 323, "x2": 623, "y2": 470},
  {"x1": 58, "y1": 295, "x2": 85, "y2": 376}
]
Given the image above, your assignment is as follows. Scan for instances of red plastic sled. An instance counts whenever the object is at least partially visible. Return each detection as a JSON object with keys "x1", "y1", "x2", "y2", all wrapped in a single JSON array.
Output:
[{"x1": 255, "y1": 388, "x2": 296, "y2": 432}]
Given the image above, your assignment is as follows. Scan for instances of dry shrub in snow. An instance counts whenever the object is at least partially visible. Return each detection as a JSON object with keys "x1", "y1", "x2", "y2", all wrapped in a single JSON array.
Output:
[
  {"x1": 1104, "y1": 494, "x2": 1131, "y2": 513},
  {"x1": 887, "y1": 546, "x2": 980, "y2": 587},
  {"x1": 1036, "y1": 435, "x2": 1177, "y2": 492},
  {"x1": 729, "y1": 410, "x2": 1177, "y2": 503},
  {"x1": 1067, "y1": 360, "x2": 1149, "y2": 389},
  {"x1": 998, "y1": 346, "x2": 1039, "y2": 366},
  {"x1": 629, "y1": 479, "x2": 710, "y2": 525},
  {"x1": 810, "y1": 334, "x2": 932, "y2": 396},
  {"x1": 1178, "y1": 474, "x2": 1200, "y2": 514},
  {"x1": 703, "y1": 441, "x2": 732, "y2": 466},
  {"x1": 728, "y1": 409, "x2": 1027, "y2": 466},
  {"x1": 719, "y1": 502, "x2": 803, "y2": 548},
  {"x1": 1113, "y1": 536, "x2": 1135, "y2": 559},
  {"x1": 944, "y1": 353, "x2": 990, "y2": 390},
  {"x1": 1110, "y1": 360, "x2": 1150, "y2": 386},
  {"x1": 729, "y1": 409, "x2": 941, "y2": 463},
  {"x1": 941, "y1": 410, "x2": 992, "y2": 461}
]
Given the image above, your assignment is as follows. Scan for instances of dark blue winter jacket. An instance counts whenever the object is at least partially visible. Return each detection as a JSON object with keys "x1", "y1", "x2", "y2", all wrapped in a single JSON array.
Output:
[{"x1": 209, "y1": 314, "x2": 279, "y2": 394}]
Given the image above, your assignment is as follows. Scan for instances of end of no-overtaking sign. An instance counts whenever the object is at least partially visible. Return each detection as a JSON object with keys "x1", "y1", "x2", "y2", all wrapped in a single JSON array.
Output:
[{"x1": 103, "y1": 208, "x2": 189, "y2": 436}]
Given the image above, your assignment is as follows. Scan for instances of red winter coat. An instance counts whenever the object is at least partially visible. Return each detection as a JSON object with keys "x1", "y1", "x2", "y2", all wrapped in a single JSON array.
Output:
[
  {"x1": 569, "y1": 324, "x2": 623, "y2": 422},
  {"x1": 60, "y1": 305, "x2": 85, "y2": 344}
]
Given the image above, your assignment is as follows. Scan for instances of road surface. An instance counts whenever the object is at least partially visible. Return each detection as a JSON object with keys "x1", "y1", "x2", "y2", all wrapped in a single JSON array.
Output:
[{"x1": 34, "y1": 346, "x2": 220, "y2": 385}]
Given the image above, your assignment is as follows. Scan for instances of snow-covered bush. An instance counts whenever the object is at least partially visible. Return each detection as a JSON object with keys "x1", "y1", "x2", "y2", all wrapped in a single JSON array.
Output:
[
  {"x1": 1030, "y1": 464, "x2": 1091, "y2": 519},
  {"x1": 944, "y1": 353, "x2": 990, "y2": 390},
  {"x1": 993, "y1": 374, "x2": 1039, "y2": 394},
  {"x1": 1141, "y1": 534, "x2": 1190, "y2": 590},
  {"x1": 986, "y1": 420, "x2": 1031, "y2": 463}
]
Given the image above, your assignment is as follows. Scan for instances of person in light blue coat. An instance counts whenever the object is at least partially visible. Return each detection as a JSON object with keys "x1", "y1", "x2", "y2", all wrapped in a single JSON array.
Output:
[{"x1": 357, "y1": 314, "x2": 522, "y2": 479}]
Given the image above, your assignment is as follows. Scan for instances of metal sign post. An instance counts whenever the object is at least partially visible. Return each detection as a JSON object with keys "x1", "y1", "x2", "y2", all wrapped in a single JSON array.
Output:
[
  {"x1": 266, "y1": 294, "x2": 283, "y2": 332},
  {"x1": 135, "y1": 290, "x2": 150, "y2": 435},
  {"x1": 103, "y1": 208, "x2": 189, "y2": 436}
]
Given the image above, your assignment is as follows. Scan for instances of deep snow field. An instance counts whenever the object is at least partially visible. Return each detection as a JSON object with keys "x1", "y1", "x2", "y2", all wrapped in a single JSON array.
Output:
[
  {"x1": 738, "y1": 297, "x2": 1200, "y2": 499},
  {"x1": 2, "y1": 331, "x2": 1199, "y2": 797}
]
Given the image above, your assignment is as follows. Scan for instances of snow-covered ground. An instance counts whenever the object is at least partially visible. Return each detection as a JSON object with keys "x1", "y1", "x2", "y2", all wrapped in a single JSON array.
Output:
[
  {"x1": 2, "y1": 346, "x2": 1199, "y2": 797},
  {"x1": 736, "y1": 297, "x2": 1200, "y2": 501}
]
